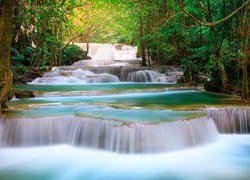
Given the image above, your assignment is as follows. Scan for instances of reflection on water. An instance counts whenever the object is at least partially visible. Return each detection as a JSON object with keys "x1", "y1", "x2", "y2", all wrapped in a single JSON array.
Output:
[{"x1": 0, "y1": 135, "x2": 249, "y2": 180}]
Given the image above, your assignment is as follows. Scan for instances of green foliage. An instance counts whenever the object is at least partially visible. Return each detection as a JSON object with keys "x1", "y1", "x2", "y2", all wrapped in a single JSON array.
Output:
[
  {"x1": 11, "y1": 62, "x2": 28, "y2": 83},
  {"x1": 11, "y1": 48, "x2": 25, "y2": 62},
  {"x1": 62, "y1": 45, "x2": 89, "y2": 65},
  {"x1": 22, "y1": 47, "x2": 34, "y2": 66},
  {"x1": 204, "y1": 67, "x2": 223, "y2": 92},
  {"x1": 13, "y1": 0, "x2": 87, "y2": 66}
]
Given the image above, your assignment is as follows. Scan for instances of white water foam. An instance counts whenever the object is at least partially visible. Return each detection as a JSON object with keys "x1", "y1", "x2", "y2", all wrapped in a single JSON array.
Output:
[{"x1": 30, "y1": 68, "x2": 120, "y2": 84}]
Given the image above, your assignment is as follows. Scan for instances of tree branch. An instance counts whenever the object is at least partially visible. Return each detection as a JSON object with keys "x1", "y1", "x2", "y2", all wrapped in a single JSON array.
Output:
[
  {"x1": 179, "y1": 0, "x2": 250, "y2": 27},
  {"x1": 60, "y1": 23, "x2": 97, "y2": 51},
  {"x1": 60, "y1": 33, "x2": 86, "y2": 51}
]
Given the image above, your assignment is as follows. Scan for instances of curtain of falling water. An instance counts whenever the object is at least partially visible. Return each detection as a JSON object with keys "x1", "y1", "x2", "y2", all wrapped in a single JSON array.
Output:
[
  {"x1": 0, "y1": 116, "x2": 218, "y2": 153},
  {"x1": 205, "y1": 108, "x2": 250, "y2": 134}
]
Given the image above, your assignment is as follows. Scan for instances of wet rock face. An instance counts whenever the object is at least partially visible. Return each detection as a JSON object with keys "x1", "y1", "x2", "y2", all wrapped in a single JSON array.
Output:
[
  {"x1": 13, "y1": 66, "x2": 45, "y2": 85},
  {"x1": 13, "y1": 89, "x2": 35, "y2": 98},
  {"x1": 205, "y1": 108, "x2": 250, "y2": 134}
]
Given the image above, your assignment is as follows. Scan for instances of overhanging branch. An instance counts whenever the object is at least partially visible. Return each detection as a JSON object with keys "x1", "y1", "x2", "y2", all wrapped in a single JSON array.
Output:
[{"x1": 179, "y1": 0, "x2": 250, "y2": 27}]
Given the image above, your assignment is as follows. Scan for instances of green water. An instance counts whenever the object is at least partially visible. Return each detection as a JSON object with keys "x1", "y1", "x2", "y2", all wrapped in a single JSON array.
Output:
[
  {"x1": 4, "y1": 104, "x2": 203, "y2": 122},
  {"x1": 6, "y1": 85, "x2": 240, "y2": 122},
  {"x1": 9, "y1": 90, "x2": 240, "y2": 108},
  {"x1": 14, "y1": 83, "x2": 178, "y2": 92}
]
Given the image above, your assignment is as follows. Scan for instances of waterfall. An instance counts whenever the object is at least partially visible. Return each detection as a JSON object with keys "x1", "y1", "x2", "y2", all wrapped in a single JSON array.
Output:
[
  {"x1": 73, "y1": 60, "x2": 141, "y2": 67},
  {"x1": 30, "y1": 68, "x2": 120, "y2": 84},
  {"x1": 93, "y1": 44, "x2": 118, "y2": 60},
  {"x1": 205, "y1": 107, "x2": 250, "y2": 134},
  {"x1": 66, "y1": 66, "x2": 182, "y2": 81},
  {"x1": 128, "y1": 70, "x2": 168, "y2": 82},
  {"x1": 74, "y1": 43, "x2": 139, "y2": 61},
  {"x1": 0, "y1": 116, "x2": 218, "y2": 153},
  {"x1": 30, "y1": 66, "x2": 182, "y2": 84}
]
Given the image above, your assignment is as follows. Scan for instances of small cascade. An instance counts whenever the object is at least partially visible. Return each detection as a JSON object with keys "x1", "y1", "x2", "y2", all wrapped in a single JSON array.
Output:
[
  {"x1": 30, "y1": 68, "x2": 120, "y2": 84},
  {"x1": 0, "y1": 116, "x2": 218, "y2": 153},
  {"x1": 205, "y1": 107, "x2": 250, "y2": 134},
  {"x1": 116, "y1": 45, "x2": 138, "y2": 60},
  {"x1": 73, "y1": 59, "x2": 140, "y2": 67},
  {"x1": 128, "y1": 70, "x2": 168, "y2": 82},
  {"x1": 74, "y1": 43, "x2": 139, "y2": 61},
  {"x1": 93, "y1": 44, "x2": 118, "y2": 60}
]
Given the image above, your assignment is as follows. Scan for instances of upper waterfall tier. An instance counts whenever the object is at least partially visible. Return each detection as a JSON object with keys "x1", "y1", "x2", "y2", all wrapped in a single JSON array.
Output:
[
  {"x1": 73, "y1": 59, "x2": 141, "y2": 67},
  {"x1": 0, "y1": 116, "x2": 218, "y2": 153},
  {"x1": 75, "y1": 43, "x2": 139, "y2": 61},
  {"x1": 29, "y1": 42, "x2": 183, "y2": 84}
]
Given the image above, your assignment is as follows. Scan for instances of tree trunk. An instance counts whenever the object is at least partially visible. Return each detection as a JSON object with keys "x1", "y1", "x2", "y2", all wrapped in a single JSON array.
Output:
[
  {"x1": 207, "y1": 0, "x2": 228, "y2": 92},
  {"x1": 217, "y1": 55, "x2": 229, "y2": 91},
  {"x1": 0, "y1": 0, "x2": 14, "y2": 112},
  {"x1": 241, "y1": 4, "x2": 250, "y2": 100},
  {"x1": 156, "y1": 36, "x2": 160, "y2": 65},
  {"x1": 140, "y1": 16, "x2": 146, "y2": 66},
  {"x1": 86, "y1": 41, "x2": 89, "y2": 54},
  {"x1": 146, "y1": 40, "x2": 151, "y2": 66}
]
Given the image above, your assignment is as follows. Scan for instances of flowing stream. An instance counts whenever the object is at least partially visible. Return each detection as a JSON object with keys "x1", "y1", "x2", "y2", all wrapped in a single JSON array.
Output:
[{"x1": 0, "y1": 44, "x2": 249, "y2": 180}]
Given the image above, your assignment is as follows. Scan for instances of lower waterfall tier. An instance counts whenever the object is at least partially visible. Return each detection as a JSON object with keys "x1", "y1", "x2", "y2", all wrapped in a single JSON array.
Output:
[{"x1": 0, "y1": 116, "x2": 218, "y2": 153}]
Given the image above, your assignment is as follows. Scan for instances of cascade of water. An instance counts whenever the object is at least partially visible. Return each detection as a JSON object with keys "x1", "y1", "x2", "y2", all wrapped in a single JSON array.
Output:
[
  {"x1": 73, "y1": 60, "x2": 120, "y2": 67},
  {"x1": 205, "y1": 107, "x2": 250, "y2": 134},
  {"x1": 73, "y1": 59, "x2": 141, "y2": 67},
  {"x1": 67, "y1": 66, "x2": 182, "y2": 79},
  {"x1": 74, "y1": 43, "x2": 139, "y2": 61},
  {"x1": 128, "y1": 70, "x2": 168, "y2": 82},
  {"x1": 93, "y1": 44, "x2": 118, "y2": 60},
  {"x1": 0, "y1": 116, "x2": 218, "y2": 153},
  {"x1": 30, "y1": 66, "x2": 182, "y2": 84},
  {"x1": 30, "y1": 68, "x2": 120, "y2": 84}
]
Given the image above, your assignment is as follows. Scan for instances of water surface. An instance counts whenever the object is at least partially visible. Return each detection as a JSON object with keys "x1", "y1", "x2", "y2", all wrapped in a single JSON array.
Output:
[{"x1": 0, "y1": 135, "x2": 249, "y2": 180}]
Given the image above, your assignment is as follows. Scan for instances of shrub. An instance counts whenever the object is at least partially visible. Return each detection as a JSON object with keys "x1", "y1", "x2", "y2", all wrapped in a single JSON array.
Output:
[
  {"x1": 62, "y1": 44, "x2": 90, "y2": 65},
  {"x1": 11, "y1": 47, "x2": 34, "y2": 66}
]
